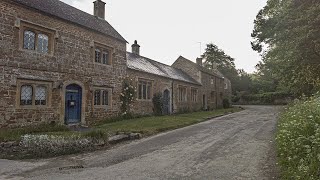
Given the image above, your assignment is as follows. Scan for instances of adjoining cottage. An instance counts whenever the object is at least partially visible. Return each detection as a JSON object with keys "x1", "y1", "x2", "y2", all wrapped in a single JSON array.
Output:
[{"x1": 0, "y1": 0, "x2": 231, "y2": 128}]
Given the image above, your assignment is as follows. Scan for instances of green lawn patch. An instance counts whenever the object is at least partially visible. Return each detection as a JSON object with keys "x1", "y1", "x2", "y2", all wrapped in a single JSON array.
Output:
[
  {"x1": 276, "y1": 94, "x2": 320, "y2": 179},
  {"x1": 97, "y1": 107, "x2": 242, "y2": 136}
]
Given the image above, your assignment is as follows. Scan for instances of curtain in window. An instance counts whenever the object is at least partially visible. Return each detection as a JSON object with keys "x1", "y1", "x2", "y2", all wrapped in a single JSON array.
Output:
[
  {"x1": 94, "y1": 90, "x2": 101, "y2": 105},
  {"x1": 95, "y1": 49, "x2": 101, "y2": 63},
  {"x1": 37, "y1": 34, "x2": 49, "y2": 53},
  {"x1": 23, "y1": 30, "x2": 35, "y2": 50},
  {"x1": 35, "y1": 86, "x2": 47, "y2": 105},
  {"x1": 102, "y1": 90, "x2": 108, "y2": 105},
  {"x1": 20, "y1": 85, "x2": 33, "y2": 105}
]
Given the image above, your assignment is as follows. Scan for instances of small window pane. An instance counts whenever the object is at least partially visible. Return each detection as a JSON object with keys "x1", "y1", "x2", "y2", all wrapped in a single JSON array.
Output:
[
  {"x1": 35, "y1": 86, "x2": 47, "y2": 105},
  {"x1": 94, "y1": 90, "x2": 101, "y2": 105},
  {"x1": 102, "y1": 90, "x2": 109, "y2": 105},
  {"x1": 142, "y1": 84, "x2": 147, "y2": 100},
  {"x1": 138, "y1": 84, "x2": 142, "y2": 99},
  {"x1": 37, "y1": 34, "x2": 49, "y2": 53},
  {"x1": 147, "y1": 83, "x2": 151, "y2": 100},
  {"x1": 23, "y1": 30, "x2": 35, "y2": 50},
  {"x1": 102, "y1": 52, "x2": 109, "y2": 64},
  {"x1": 20, "y1": 85, "x2": 33, "y2": 105},
  {"x1": 95, "y1": 49, "x2": 101, "y2": 63}
]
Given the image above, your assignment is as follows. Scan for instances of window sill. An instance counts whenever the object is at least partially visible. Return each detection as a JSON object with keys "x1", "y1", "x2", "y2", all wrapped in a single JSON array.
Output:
[
  {"x1": 19, "y1": 48, "x2": 54, "y2": 57},
  {"x1": 17, "y1": 105, "x2": 50, "y2": 109},
  {"x1": 94, "y1": 63, "x2": 113, "y2": 67},
  {"x1": 136, "y1": 99, "x2": 152, "y2": 102}
]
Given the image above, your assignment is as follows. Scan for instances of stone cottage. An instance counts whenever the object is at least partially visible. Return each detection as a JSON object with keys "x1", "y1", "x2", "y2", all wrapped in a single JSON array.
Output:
[
  {"x1": 127, "y1": 41, "x2": 203, "y2": 115},
  {"x1": 0, "y1": 0, "x2": 231, "y2": 128},
  {"x1": 0, "y1": 0, "x2": 127, "y2": 128}
]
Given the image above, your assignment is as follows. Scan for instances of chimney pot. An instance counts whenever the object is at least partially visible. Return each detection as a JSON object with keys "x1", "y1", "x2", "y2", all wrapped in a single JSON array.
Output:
[
  {"x1": 196, "y1": 57, "x2": 203, "y2": 66},
  {"x1": 132, "y1": 40, "x2": 140, "y2": 55},
  {"x1": 93, "y1": 0, "x2": 106, "y2": 19}
]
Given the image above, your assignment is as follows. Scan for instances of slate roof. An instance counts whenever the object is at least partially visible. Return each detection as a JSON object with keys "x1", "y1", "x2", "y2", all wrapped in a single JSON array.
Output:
[
  {"x1": 12, "y1": 0, "x2": 126, "y2": 42},
  {"x1": 127, "y1": 52, "x2": 201, "y2": 85},
  {"x1": 177, "y1": 56, "x2": 224, "y2": 79}
]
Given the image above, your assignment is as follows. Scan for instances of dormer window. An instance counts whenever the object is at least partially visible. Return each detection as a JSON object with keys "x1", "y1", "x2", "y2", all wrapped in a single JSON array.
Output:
[{"x1": 94, "y1": 44, "x2": 112, "y2": 65}]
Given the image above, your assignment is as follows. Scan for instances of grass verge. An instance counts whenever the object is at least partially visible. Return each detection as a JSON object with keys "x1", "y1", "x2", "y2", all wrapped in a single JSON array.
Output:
[
  {"x1": 96, "y1": 107, "x2": 242, "y2": 136},
  {"x1": 276, "y1": 94, "x2": 320, "y2": 179}
]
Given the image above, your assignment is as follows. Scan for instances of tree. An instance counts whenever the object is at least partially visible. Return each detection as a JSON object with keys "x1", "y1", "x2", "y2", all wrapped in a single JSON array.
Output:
[
  {"x1": 251, "y1": 0, "x2": 320, "y2": 96},
  {"x1": 202, "y1": 43, "x2": 240, "y2": 93}
]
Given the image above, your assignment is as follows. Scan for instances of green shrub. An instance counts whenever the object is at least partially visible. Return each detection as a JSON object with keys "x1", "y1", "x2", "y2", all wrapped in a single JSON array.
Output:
[
  {"x1": 152, "y1": 92, "x2": 163, "y2": 116},
  {"x1": 223, "y1": 98, "x2": 230, "y2": 109},
  {"x1": 276, "y1": 94, "x2": 320, "y2": 179}
]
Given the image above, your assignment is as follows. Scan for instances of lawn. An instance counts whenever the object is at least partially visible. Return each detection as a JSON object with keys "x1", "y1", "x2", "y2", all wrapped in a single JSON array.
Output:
[
  {"x1": 0, "y1": 107, "x2": 241, "y2": 142},
  {"x1": 96, "y1": 107, "x2": 242, "y2": 136}
]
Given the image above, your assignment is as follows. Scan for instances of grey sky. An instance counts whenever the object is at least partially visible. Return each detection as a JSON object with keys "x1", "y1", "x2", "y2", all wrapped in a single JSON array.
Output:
[{"x1": 61, "y1": 0, "x2": 267, "y2": 73}]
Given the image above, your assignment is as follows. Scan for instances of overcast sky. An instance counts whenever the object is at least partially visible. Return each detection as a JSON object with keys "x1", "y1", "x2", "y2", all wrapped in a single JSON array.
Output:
[{"x1": 61, "y1": 0, "x2": 267, "y2": 73}]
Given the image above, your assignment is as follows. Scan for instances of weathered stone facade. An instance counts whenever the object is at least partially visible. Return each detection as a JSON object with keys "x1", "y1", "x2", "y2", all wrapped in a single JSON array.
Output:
[
  {"x1": 0, "y1": 0, "x2": 126, "y2": 128},
  {"x1": 0, "y1": 0, "x2": 232, "y2": 128}
]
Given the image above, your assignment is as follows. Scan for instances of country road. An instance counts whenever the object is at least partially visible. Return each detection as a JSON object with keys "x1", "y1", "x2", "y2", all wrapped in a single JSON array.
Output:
[{"x1": 0, "y1": 106, "x2": 281, "y2": 180}]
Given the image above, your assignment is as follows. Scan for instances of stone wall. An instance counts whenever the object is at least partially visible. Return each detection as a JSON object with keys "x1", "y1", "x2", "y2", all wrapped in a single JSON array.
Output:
[
  {"x1": 0, "y1": 1, "x2": 127, "y2": 127},
  {"x1": 127, "y1": 69, "x2": 202, "y2": 115}
]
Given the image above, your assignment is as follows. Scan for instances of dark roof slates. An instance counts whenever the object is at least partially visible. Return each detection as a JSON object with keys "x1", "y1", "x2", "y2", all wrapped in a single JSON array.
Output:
[{"x1": 12, "y1": 0, "x2": 126, "y2": 42}]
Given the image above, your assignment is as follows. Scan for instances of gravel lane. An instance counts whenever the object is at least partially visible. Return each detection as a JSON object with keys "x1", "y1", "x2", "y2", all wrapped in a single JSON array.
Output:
[{"x1": 0, "y1": 105, "x2": 280, "y2": 180}]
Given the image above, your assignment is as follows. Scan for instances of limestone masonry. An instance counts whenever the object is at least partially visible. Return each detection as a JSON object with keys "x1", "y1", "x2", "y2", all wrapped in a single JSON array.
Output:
[{"x1": 0, "y1": 0, "x2": 231, "y2": 128}]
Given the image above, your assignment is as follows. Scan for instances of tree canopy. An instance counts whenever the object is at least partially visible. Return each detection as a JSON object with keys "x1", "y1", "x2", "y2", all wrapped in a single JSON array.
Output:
[{"x1": 251, "y1": 0, "x2": 320, "y2": 96}]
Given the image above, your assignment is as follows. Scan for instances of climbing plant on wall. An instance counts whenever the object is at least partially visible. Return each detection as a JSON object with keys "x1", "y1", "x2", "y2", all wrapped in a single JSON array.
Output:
[{"x1": 120, "y1": 77, "x2": 135, "y2": 117}]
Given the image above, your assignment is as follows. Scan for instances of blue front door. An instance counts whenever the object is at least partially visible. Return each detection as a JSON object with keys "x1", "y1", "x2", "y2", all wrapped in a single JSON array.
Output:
[{"x1": 65, "y1": 84, "x2": 82, "y2": 124}]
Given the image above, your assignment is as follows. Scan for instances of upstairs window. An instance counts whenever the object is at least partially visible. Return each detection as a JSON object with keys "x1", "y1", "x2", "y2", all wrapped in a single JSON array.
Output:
[
  {"x1": 37, "y1": 34, "x2": 49, "y2": 53},
  {"x1": 23, "y1": 30, "x2": 36, "y2": 50},
  {"x1": 138, "y1": 80, "x2": 152, "y2": 100},
  {"x1": 94, "y1": 45, "x2": 112, "y2": 65},
  {"x1": 23, "y1": 30, "x2": 49, "y2": 53}
]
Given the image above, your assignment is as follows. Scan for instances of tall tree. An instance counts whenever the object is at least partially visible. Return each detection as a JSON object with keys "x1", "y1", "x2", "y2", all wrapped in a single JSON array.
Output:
[
  {"x1": 252, "y1": 0, "x2": 320, "y2": 96},
  {"x1": 202, "y1": 43, "x2": 240, "y2": 93}
]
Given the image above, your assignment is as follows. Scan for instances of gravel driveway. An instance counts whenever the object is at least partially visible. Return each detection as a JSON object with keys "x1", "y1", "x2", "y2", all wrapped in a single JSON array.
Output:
[{"x1": 0, "y1": 105, "x2": 280, "y2": 180}]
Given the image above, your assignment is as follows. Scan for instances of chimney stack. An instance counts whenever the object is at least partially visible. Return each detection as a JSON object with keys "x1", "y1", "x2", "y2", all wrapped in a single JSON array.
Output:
[
  {"x1": 132, "y1": 40, "x2": 140, "y2": 55},
  {"x1": 93, "y1": 0, "x2": 106, "y2": 19},
  {"x1": 196, "y1": 57, "x2": 203, "y2": 66}
]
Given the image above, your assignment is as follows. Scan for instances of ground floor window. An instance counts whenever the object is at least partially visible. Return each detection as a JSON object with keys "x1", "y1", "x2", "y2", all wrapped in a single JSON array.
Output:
[
  {"x1": 137, "y1": 80, "x2": 152, "y2": 100},
  {"x1": 178, "y1": 86, "x2": 187, "y2": 102},
  {"x1": 191, "y1": 88, "x2": 198, "y2": 102},
  {"x1": 93, "y1": 88, "x2": 111, "y2": 107},
  {"x1": 18, "y1": 80, "x2": 50, "y2": 107}
]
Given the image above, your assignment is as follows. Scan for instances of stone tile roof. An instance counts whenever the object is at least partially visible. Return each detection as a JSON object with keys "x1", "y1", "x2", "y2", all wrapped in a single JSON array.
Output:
[
  {"x1": 177, "y1": 56, "x2": 224, "y2": 79},
  {"x1": 127, "y1": 52, "x2": 201, "y2": 85},
  {"x1": 12, "y1": 0, "x2": 126, "y2": 42}
]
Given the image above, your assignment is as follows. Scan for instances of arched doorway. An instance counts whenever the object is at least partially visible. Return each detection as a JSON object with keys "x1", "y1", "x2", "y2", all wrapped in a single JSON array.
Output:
[
  {"x1": 163, "y1": 89, "x2": 170, "y2": 115},
  {"x1": 65, "y1": 84, "x2": 82, "y2": 124}
]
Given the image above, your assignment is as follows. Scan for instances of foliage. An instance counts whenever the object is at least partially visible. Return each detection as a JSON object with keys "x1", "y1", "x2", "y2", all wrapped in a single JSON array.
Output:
[
  {"x1": 120, "y1": 77, "x2": 135, "y2": 117},
  {"x1": 239, "y1": 91, "x2": 292, "y2": 105},
  {"x1": 97, "y1": 107, "x2": 242, "y2": 136},
  {"x1": 251, "y1": 0, "x2": 320, "y2": 96},
  {"x1": 276, "y1": 93, "x2": 320, "y2": 179},
  {"x1": 152, "y1": 92, "x2": 163, "y2": 116},
  {"x1": 0, "y1": 123, "x2": 70, "y2": 142},
  {"x1": 222, "y1": 98, "x2": 230, "y2": 109}
]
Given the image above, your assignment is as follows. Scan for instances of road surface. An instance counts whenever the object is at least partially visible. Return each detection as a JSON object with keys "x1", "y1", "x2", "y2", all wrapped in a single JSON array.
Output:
[{"x1": 0, "y1": 105, "x2": 280, "y2": 180}]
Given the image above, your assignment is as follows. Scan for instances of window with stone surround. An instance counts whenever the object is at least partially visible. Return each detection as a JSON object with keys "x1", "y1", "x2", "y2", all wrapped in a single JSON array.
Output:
[
  {"x1": 93, "y1": 88, "x2": 111, "y2": 107},
  {"x1": 17, "y1": 80, "x2": 51, "y2": 108},
  {"x1": 191, "y1": 88, "x2": 198, "y2": 102},
  {"x1": 178, "y1": 86, "x2": 187, "y2": 102},
  {"x1": 137, "y1": 80, "x2": 152, "y2": 100},
  {"x1": 94, "y1": 43, "x2": 112, "y2": 65},
  {"x1": 20, "y1": 21, "x2": 54, "y2": 54}
]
